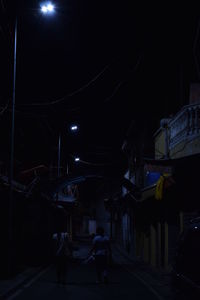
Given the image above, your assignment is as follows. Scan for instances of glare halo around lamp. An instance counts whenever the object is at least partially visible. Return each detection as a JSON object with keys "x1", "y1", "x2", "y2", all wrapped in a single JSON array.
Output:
[{"x1": 41, "y1": 2, "x2": 55, "y2": 14}]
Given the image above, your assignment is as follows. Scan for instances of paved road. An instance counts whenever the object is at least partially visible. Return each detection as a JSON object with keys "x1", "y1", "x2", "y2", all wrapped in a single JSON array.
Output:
[
  {"x1": 9, "y1": 261, "x2": 161, "y2": 300},
  {"x1": 5, "y1": 241, "x2": 197, "y2": 300}
]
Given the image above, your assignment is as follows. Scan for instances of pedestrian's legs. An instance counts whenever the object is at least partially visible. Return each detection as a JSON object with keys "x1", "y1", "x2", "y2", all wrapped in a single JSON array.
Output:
[
  {"x1": 61, "y1": 257, "x2": 68, "y2": 284},
  {"x1": 95, "y1": 255, "x2": 108, "y2": 283},
  {"x1": 102, "y1": 256, "x2": 108, "y2": 283},
  {"x1": 95, "y1": 256, "x2": 103, "y2": 283},
  {"x1": 56, "y1": 256, "x2": 62, "y2": 283}
]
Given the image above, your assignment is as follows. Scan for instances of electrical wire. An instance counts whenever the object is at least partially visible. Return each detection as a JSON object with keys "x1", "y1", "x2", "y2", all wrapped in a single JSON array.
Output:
[
  {"x1": 79, "y1": 159, "x2": 114, "y2": 166},
  {"x1": 16, "y1": 63, "x2": 111, "y2": 107},
  {"x1": 69, "y1": 54, "x2": 142, "y2": 111},
  {"x1": 16, "y1": 54, "x2": 142, "y2": 108},
  {"x1": 52, "y1": 54, "x2": 142, "y2": 113},
  {"x1": 59, "y1": 79, "x2": 125, "y2": 113},
  {"x1": 71, "y1": 155, "x2": 116, "y2": 167},
  {"x1": 0, "y1": 99, "x2": 10, "y2": 115},
  {"x1": 103, "y1": 54, "x2": 142, "y2": 103},
  {"x1": 1, "y1": 106, "x2": 47, "y2": 118}
]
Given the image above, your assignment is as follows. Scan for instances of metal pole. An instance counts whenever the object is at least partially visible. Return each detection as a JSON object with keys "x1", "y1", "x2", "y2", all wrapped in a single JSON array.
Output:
[
  {"x1": 57, "y1": 132, "x2": 61, "y2": 177},
  {"x1": 56, "y1": 132, "x2": 61, "y2": 201},
  {"x1": 110, "y1": 204, "x2": 113, "y2": 241},
  {"x1": 8, "y1": 16, "x2": 17, "y2": 275}
]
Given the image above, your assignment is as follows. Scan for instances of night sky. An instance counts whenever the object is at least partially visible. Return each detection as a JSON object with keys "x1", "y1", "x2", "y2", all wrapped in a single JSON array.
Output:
[{"x1": 0, "y1": 1, "x2": 200, "y2": 173}]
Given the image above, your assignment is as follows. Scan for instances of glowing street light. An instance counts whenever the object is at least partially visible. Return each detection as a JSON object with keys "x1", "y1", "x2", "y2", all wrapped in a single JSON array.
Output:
[
  {"x1": 41, "y1": 6, "x2": 48, "y2": 13},
  {"x1": 47, "y1": 3, "x2": 54, "y2": 11},
  {"x1": 70, "y1": 125, "x2": 78, "y2": 131},
  {"x1": 41, "y1": 2, "x2": 55, "y2": 14},
  {"x1": 75, "y1": 157, "x2": 80, "y2": 162},
  {"x1": 57, "y1": 125, "x2": 79, "y2": 177}
]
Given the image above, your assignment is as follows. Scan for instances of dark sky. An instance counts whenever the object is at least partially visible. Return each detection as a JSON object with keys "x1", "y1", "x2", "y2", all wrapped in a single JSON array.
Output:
[{"x1": 0, "y1": 1, "x2": 200, "y2": 172}]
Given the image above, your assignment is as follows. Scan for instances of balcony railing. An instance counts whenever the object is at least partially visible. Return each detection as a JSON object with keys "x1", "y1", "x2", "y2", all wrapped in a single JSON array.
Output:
[{"x1": 169, "y1": 103, "x2": 200, "y2": 149}]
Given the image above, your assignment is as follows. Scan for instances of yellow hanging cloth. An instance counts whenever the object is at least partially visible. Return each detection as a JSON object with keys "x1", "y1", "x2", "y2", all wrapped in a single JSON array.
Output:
[{"x1": 155, "y1": 175, "x2": 165, "y2": 200}]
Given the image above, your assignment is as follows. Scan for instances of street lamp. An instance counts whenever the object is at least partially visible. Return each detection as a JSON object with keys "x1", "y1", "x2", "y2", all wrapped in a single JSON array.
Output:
[
  {"x1": 41, "y1": 2, "x2": 55, "y2": 14},
  {"x1": 10, "y1": 1, "x2": 56, "y2": 198},
  {"x1": 74, "y1": 157, "x2": 80, "y2": 162},
  {"x1": 57, "y1": 125, "x2": 79, "y2": 177},
  {"x1": 70, "y1": 125, "x2": 78, "y2": 131},
  {"x1": 8, "y1": 2, "x2": 55, "y2": 275}
]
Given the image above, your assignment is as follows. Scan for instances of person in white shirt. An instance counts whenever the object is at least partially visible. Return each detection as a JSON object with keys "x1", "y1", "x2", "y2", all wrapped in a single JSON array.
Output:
[
  {"x1": 52, "y1": 232, "x2": 72, "y2": 284},
  {"x1": 88, "y1": 226, "x2": 112, "y2": 283}
]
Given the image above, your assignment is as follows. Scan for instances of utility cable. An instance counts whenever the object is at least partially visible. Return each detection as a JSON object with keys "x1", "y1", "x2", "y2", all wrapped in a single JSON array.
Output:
[
  {"x1": 54, "y1": 54, "x2": 143, "y2": 112},
  {"x1": 16, "y1": 53, "x2": 142, "y2": 108},
  {"x1": 104, "y1": 54, "x2": 142, "y2": 103},
  {"x1": 71, "y1": 155, "x2": 116, "y2": 167},
  {"x1": 16, "y1": 63, "x2": 111, "y2": 107},
  {"x1": 0, "y1": 99, "x2": 10, "y2": 115}
]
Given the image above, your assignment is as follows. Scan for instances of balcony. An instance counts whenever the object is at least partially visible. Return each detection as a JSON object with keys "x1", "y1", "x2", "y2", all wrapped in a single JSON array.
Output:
[{"x1": 169, "y1": 103, "x2": 200, "y2": 149}]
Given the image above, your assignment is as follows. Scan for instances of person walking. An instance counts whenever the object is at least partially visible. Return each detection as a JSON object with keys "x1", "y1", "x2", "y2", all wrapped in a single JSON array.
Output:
[
  {"x1": 88, "y1": 226, "x2": 112, "y2": 284},
  {"x1": 52, "y1": 232, "x2": 72, "y2": 284}
]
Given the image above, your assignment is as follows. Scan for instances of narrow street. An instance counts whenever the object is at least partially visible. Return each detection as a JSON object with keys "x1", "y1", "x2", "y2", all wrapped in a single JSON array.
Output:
[
  {"x1": 5, "y1": 242, "x2": 164, "y2": 300},
  {"x1": 2, "y1": 242, "x2": 197, "y2": 300},
  {"x1": 1, "y1": 3, "x2": 200, "y2": 300},
  {"x1": 9, "y1": 260, "x2": 159, "y2": 300}
]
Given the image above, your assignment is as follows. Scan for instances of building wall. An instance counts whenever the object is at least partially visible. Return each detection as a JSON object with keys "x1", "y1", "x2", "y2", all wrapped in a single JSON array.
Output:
[
  {"x1": 152, "y1": 105, "x2": 200, "y2": 270},
  {"x1": 170, "y1": 136, "x2": 200, "y2": 158},
  {"x1": 121, "y1": 104, "x2": 200, "y2": 270},
  {"x1": 155, "y1": 103, "x2": 200, "y2": 160},
  {"x1": 155, "y1": 130, "x2": 166, "y2": 159},
  {"x1": 95, "y1": 197, "x2": 111, "y2": 236},
  {"x1": 88, "y1": 220, "x2": 96, "y2": 235},
  {"x1": 122, "y1": 213, "x2": 131, "y2": 251}
]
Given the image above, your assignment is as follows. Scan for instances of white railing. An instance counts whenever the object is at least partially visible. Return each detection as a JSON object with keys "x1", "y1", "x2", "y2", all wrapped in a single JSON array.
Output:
[{"x1": 169, "y1": 103, "x2": 200, "y2": 149}]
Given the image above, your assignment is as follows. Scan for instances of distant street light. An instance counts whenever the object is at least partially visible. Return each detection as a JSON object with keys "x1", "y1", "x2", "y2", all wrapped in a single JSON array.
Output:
[
  {"x1": 9, "y1": 2, "x2": 55, "y2": 275},
  {"x1": 75, "y1": 157, "x2": 80, "y2": 162},
  {"x1": 70, "y1": 125, "x2": 78, "y2": 131},
  {"x1": 57, "y1": 125, "x2": 79, "y2": 177}
]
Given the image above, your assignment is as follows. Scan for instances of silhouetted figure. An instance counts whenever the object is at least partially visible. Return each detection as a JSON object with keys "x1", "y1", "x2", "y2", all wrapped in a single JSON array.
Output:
[
  {"x1": 88, "y1": 226, "x2": 112, "y2": 283},
  {"x1": 90, "y1": 232, "x2": 96, "y2": 241},
  {"x1": 52, "y1": 232, "x2": 72, "y2": 284}
]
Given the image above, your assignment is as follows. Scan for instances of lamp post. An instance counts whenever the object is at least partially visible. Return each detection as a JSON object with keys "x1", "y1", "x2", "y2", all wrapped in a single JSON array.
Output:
[
  {"x1": 8, "y1": 2, "x2": 55, "y2": 275},
  {"x1": 57, "y1": 132, "x2": 61, "y2": 177},
  {"x1": 10, "y1": 1, "x2": 56, "y2": 198},
  {"x1": 57, "y1": 125, "x2": 79, "y2": 178},
  {"x1": 7, "y1": 15, "x2": 18, "y2": 276}
]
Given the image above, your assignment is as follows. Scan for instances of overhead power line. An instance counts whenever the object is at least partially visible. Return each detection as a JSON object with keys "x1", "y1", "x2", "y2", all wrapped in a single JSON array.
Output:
[
  {"x1": 0, "y1": 99, "x2": 10, "y2": 115},
  {"x1": 75, "y1": 159, "x2": 114, "y2": 167},
  {"x1": 0, "y1": 54, "x2": 142, "y2": 118},
  {"x1": 16, "y1": 63, "x2": 111, "y2": 107},
  {"x1": 67, "y1": 54, "x2": 143, "y2": 111},
  {"x1": 16, "y1": 53, "x2": 142, "y2": 108}
]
